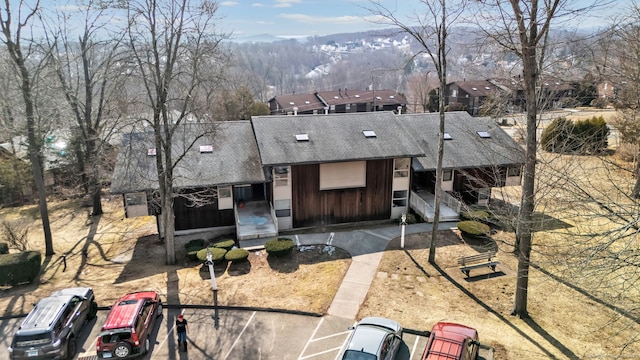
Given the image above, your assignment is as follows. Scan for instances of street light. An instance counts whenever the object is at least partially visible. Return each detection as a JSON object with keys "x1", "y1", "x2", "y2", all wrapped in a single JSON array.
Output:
[{"x1": 205, "y1": 248, "x2": 219, "y2": 328}]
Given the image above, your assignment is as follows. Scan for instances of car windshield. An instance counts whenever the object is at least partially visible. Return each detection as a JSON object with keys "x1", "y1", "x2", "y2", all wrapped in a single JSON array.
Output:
[
  {"x1": 14, "y1": 333, "x2": 52, "y2": 347},
  {"x1": 343, "y1": 350, "x2": 377, "y2": 360},
  {"x1": 99, "y1": 330, "x2": 132, "y2": 343}
]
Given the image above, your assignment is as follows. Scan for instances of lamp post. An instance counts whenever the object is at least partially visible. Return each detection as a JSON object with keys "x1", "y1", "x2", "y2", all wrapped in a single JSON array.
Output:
[
  {"x1": 205, "y1": 248, "x2": 219, "y2": 328},
  {"x1": 400, "y1": 213, "x2": 407, "y2": 249}
]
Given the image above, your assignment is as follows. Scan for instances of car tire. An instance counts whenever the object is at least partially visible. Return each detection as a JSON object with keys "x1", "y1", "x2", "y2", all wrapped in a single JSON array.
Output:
[
  {"x1": 143, "y1": 338, "x2": 150, "y2": 354},
  {"x1": 66, "y1": 338, "x2": 77, "y2": 360},
  {"x1": 114, "y1": 342, "x2": 132, "y2": 358},
  {"x1": 88, "y1": 301, "x2": 98, "y2": 320}
]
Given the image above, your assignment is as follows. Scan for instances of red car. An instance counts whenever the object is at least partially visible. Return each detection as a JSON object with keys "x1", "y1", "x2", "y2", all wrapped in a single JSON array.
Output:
[
  {"x1": 96, "y1": 291, "x2": 163, "y2": 359},
  {"x1": 421, "y1": 322, "x2": 480, "y2": 360}
]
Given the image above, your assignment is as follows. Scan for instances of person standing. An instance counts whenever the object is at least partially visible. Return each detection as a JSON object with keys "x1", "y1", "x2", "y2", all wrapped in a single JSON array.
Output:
[{"x1": 176, "y1": 314, "x2": 189, "y2": 351}]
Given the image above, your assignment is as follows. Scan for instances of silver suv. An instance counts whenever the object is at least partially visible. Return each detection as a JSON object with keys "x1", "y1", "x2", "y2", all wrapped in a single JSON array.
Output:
[{"x1": 8, "y1": 287, "x2": 98, "y2": 360}]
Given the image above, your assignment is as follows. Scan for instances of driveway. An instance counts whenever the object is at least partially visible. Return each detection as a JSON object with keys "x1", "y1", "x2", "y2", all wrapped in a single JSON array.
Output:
[{"x1": 2, "y1": 307, "x2": 493, "y2": 360}]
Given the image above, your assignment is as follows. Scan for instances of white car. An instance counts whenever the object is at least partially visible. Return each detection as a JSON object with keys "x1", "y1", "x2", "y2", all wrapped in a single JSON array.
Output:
[{"x1": 339, "y1": 317, "x2": 403, "y2": 360}]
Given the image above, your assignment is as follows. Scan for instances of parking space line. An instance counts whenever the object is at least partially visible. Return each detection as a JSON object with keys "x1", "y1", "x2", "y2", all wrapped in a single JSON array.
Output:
[
  {"x1": 297, "y1": 317, "x2": 324, "y2": 359},
  {"x1": 223, "y1": 311, "x2": 256, "y2": 360},
  {"x1": 311, "y1": 330, "x2": 351, "y2": 342},
  {"x1": 299, "y1": 346, "x2": 343, "y2": 359},
  {"x1": 155, "y1": 309, "x2": 185, "y2": 352},
  {"x1": 327, "y1": 232, "x2": 335, "y2": 245},
  {"x1": 411, "y1": 335, "x2": 421, "y2": 360},
  {"x1": 334, "y1": 321, "x2": 357, "y2": 360},
  {"x1": 295, "y1": 234, "x2": 300, "y2": 246}
]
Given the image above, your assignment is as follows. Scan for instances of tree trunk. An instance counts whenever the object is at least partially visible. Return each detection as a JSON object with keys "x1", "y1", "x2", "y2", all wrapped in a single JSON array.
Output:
[
  {"x1": 11, "y1": 43, "x2": 54, "y2": 256},
  {"x1": 632, "y1": 153, "x2": 640, "y2": 198},
  {"x1": 512, "y1": 45, "x2": 538, "y2": 319}
]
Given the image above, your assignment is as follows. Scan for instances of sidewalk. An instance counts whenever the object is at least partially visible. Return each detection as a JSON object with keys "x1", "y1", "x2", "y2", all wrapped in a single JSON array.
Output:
[{"x1": 291, "y1": 221, "x2": 458, "y2": 319}]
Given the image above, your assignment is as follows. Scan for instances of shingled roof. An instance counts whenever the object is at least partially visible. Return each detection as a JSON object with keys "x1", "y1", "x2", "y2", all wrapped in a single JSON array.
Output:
[
  {"x1": 110, "y1": 121, "x2": 265, "y2": 194},
  {"x1": 252, "y1": 111, "x2": 424, "y2": 166},
  {"x1": 400, "y1": 112, "x2": 525, "y2": 171}
]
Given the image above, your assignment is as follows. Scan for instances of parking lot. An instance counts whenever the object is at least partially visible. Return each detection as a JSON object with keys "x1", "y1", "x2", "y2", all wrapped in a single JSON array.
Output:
[{"x1": 1, "y1": 308, "x2": 493, "y2": 360}]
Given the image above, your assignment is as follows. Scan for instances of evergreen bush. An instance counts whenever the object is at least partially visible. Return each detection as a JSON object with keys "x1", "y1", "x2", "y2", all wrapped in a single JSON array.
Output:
[
  {"x1": 460, "y1": 210, "x2": 490, "y2": 222},
  {"x1": 264, "y1": 238, "x2": 295, "y2": 257},
  {"x1": 184, "y1": 238, "x2": 205, "y2": 249},
  {"x1": 0, "y1": 242, "x2": 8, "y2": 254},
  {"x1": 457, "y1": 220, "x2": 490, "y2": 237},
  {"x1": 225, "y1": 248, "x2": 249, "y2": 262},
  {"x1": 212, "y1": 239, "x2": 236, "y2": 250},
  {"x1": 196, "y1": 247, "x2": 227, "y2": 263}
]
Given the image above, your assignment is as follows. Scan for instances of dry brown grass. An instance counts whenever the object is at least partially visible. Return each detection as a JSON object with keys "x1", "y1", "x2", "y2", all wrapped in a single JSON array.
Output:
[
  {"x1": 0, "y1": 197, "x2": 350, "y2": 316},
  {"x1": 359, "y1": 230, "x2": 640, "y2": 360}
]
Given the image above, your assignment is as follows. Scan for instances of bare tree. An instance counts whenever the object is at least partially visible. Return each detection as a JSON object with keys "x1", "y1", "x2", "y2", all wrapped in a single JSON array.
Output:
[
  {"x1": 47, "y1": 0, "x2": 129, "y2": 216},
  {"x1": 407, "y1": 71, "x2": 437, "y2": 113},
  {"x1": 367, "y1": 0, "x2": 467, "y2": 264},
  {"x1": 0, "y1": 0, "x2": 54, "y2": 255},
  {"x1": 607, "y1": 2, "x2": 640, "y2": 198},
  {"x1": 474, "y1": 0, "x2": 603, "y2": 318},
  {"x1": 125, "y1": 0, "x2": 228, "y2": 264}
]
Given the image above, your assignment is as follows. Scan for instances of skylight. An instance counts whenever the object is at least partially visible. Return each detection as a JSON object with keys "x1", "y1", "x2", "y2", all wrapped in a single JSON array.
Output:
[
  {"x1": 477, "y1": 131, "x2": 491, "y2": 138},
  {"x1": 334, "y1": 96, "x2": 340, "y2": 99},
  {"x1": 295, "y1": 133, "x2": 309, "y2": 141},
  {"x1": 444, "y1": 132, "x2": 452, "y2": 140},
  {"x1": 305, "y1": 101, "x2": 310, "y2": 104},
  {"x1": 485, "y1": 86, "x2": 490, "y2": 90},
  {"x1": 389, "y1": 95, "x2": 395, "y2": 99},
  {"x1": 354, "y1": 95, "x2": 360, "y2": 98},
  {"x1": 376, "y1": 96, "x2": 382, "y2": 100},
  {"x1": 363, "y1": 130, "x2": 377, "y2": 138},
  {"x1": 199, "y1": 145, "x2": 213, "y2": 153},
  {"x1": 289, "y1": 102, "x2": 295, "y2": 105},
  {"x1": 147, "y1": 148, "x2": 156, "y2": 156},
  {"x1": 472, "y1": 87, "x2": 478, "y2": 91}
]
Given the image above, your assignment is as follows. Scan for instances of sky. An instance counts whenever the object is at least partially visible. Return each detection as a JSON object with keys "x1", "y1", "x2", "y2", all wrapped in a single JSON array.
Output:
[{"x1": 216, "y1": 0, "x2": 633, "y2": 39}]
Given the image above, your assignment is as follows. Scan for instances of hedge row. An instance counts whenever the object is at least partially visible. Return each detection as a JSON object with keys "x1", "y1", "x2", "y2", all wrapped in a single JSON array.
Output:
[{"x1": 0, "y1": 251, "x2": 41, "y2": 286}]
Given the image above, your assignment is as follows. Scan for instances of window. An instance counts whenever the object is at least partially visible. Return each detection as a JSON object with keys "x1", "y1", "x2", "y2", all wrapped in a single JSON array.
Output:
[
  {"x1": 274, "y1": 167, "x2": 289, "y2": 186},
  {"x1": 393, "y1": 190, "x2": 408, "y2": 207},
  {"x1": 394, "y1": 158, "x2": 409, "y2": 178},
  {"x1": 507, "y1": 167, "x2": 521, "y2": 177},
  {"x1": 218, "y1": 186, "x2": 231, "y2": 198},
  {"x1": 443, "y1": 170, "x2": 453, "y2": 181},
  {"x1": 275, "y1": 199, "x2": 291, "y2": 218},
  {"x1": 217, "y1": 186, "x2": 232, "y2": 210},
  {"x1": 125, "y1": 193, "x2": 147, "y2": 206},
  {"x1": 319, "y1": 161, "x2": 366, "y2": 190}
]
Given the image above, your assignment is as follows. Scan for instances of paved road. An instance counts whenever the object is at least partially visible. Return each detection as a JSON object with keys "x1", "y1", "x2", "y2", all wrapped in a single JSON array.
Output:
[{"x1": 2, "y1": 308, "x2": 494, "y2": 360}]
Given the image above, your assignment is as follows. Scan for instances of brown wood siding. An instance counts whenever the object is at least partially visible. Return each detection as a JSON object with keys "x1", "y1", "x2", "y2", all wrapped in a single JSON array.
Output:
[
  {"x1": 292, "y1": 159, "x2": 393, "y2": 228},
  {"x1": 174, "y1": 190, "x2": 235, "y2": 231}
]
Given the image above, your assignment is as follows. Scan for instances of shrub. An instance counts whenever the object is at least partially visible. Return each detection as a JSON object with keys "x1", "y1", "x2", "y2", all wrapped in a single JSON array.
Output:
[
  {"x1": 0, "y1": 242, "x2": 8, "y2": 254},
  {"x1": 225, "y1": 248, "x2": 249, "y2": 262},
  {"x1": 457, "y1": 220, "x2": 490, "y2": 238},
  {"x1": 196, "y1": 247, "x2": 227, "y2": 264},
  {"x1": 0, "y1": 251, "x2": 41, "y2": 285},
  {"x1": 460, "y1": 210, "x2": 490, "y2": 222},
  {"x1": 264, "y1": 238, "x2": 295, "y2": 257},
  {"x1": 541, "y1": 116, "x2": 609, "y2": 154},
  {"x1": 212, "y1": 239, "x2": 236, "y2": 250},
  {"x1": 184, "y1": 239, "x2": 205, "y2": 249},
  {"x1": 185, "y1": 246, "x2": 204, "y2": 261},
  {"x1": 398, "y1": 213, "x2": 417, "y2": 224}
]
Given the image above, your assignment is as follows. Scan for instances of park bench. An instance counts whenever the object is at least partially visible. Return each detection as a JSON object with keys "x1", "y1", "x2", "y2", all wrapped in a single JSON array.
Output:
[{"x1": 458, "y1": 251, "x2": 500, "y2": 277}]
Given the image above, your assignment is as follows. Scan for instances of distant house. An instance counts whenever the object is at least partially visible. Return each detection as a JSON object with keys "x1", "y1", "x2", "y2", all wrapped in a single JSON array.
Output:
[
  {"x1": 445, "y1": 77, "x2": 576, "y2": 116},
  {"x1": 268, "y1": 93, "x2": 326, "y2": 115},
  {"x1": 444, "y1": 80, "x2": 500, "y2": 116},
  {"x1": 110, "y1": 111, "x2": 524, "y2": 248},
  {"x1": 268, "y1": 89, "x2": 407, "y2": 115}
]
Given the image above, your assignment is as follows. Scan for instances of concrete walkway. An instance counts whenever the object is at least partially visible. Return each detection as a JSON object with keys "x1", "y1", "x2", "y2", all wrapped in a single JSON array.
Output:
[{"x1": 290, "y1": 221, "x2": 458, "y2": 319}]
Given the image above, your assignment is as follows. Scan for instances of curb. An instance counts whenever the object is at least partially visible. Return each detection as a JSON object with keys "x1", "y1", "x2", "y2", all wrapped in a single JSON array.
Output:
[{"x1": 1, "y1": 304, "x2": 323, "y2": 321}]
